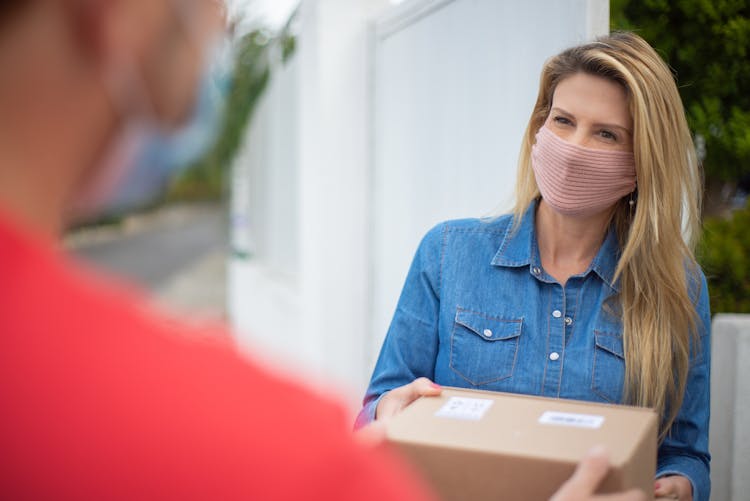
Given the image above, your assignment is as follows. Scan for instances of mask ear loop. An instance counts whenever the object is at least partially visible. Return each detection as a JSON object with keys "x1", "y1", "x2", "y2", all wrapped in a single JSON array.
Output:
[{"x1": 69, "y1": 52, "x2": 157, "y2": 216}]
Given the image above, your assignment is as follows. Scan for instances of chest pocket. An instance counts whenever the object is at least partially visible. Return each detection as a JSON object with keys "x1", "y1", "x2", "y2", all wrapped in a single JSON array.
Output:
[
  {"x1": 449, "y1": 308, "x2": 523, "y2": 386},
  {"x1": 591, "y1": 330, "x2": 626, "y2": 403}
]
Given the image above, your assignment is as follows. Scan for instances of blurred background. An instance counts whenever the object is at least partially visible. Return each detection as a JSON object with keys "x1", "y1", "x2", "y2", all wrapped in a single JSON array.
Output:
[{"x1": 66, "y1": 1, "x2": 749, "y2": 497}]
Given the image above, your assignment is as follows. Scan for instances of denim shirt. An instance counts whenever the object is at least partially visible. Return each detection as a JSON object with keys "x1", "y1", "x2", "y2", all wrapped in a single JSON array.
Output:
[{"x1": 357, "y1": 201, "x2": 711, "y2": 500}]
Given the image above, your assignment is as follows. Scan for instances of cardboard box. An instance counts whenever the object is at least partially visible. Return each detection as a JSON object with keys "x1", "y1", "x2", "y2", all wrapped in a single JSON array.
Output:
[{"x1": 386, "y1": 387, "x2": 657, "y2": 501}]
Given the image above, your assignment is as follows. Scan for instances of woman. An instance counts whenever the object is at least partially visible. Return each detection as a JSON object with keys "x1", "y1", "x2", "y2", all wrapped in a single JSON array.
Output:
[{"x1": 356, "y1": 32, "x2": 710, "y2": 501}]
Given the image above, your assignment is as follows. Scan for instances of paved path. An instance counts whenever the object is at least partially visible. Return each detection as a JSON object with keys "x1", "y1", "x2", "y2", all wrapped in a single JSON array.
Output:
[{"x1": 67, "y1": 203, "x2": 228, "y2": 319}]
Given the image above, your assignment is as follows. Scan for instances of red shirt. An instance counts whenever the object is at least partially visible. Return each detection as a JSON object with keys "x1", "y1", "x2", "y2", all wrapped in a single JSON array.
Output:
[{"x1": 0, "y1": 211, "x2": 434, "y2": 500}]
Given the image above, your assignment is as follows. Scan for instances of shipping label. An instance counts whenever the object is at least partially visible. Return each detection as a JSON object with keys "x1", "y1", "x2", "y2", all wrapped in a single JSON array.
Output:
[{"x1": 434, "y1": 396, "x2": 494, "y2": 421}]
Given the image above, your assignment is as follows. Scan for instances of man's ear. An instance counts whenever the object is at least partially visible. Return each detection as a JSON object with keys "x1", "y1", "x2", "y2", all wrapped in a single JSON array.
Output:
[
  {"x1": 60, "y1": 0, "x2": 151, "y2": 117},
  {"x1": 60, "y1": 0, "x2": 131, "y2": 71}
]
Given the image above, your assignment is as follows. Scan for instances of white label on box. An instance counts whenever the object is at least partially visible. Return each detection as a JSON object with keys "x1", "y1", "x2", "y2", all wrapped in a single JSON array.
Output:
[
  {"x1": 538, "y1": 411, "x2": 605, "y2": 429},
  {"x1": 435, "y1": 396, "x2": 494, "y2": 421}
]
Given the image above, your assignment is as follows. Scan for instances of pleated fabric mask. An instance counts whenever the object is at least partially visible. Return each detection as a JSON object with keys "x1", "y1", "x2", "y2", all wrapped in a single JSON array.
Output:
[{"x1": 531, "y1": 125, "x2": 636, "y2": 217}]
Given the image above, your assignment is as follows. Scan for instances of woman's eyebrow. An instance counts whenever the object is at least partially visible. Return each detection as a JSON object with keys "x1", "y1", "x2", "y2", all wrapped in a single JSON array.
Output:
[{"x1": 550, "y1": 107, "x2": 573, "y2": 117}]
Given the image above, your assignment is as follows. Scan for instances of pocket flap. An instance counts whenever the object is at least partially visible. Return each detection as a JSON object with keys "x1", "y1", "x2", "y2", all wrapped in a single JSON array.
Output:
[
  {"x1": 594, "y1": 331, "x2": 624, "y2": 359},
  {"x1": 455, "y1": 309, "x2": 523, "y2": 341}
]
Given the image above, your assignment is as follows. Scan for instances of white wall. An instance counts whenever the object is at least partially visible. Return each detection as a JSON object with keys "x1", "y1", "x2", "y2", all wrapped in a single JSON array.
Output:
[
  {"x1": 229, "y1": 46, "x2": 303, "y2": 366},
  {"x1": 231, "y1": 49, "x2": 299, "y2": 275},
  {"x1": 229, "y1": 0, "x2": 608, "y2": 410},
  {"x1": 709, "y1": 314, "x2": 750, "y2": 501},
  {"x1": 230, "y1": 0, "x2": 392, "y2": 408},
  {"x1": 295, "y1": 0, "x2": 391, "y2": 399}
]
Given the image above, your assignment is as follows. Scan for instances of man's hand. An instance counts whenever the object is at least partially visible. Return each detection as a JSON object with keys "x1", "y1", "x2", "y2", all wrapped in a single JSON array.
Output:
[{"x1": 550, "y1": 447, "x2": 647, "y2": 501}]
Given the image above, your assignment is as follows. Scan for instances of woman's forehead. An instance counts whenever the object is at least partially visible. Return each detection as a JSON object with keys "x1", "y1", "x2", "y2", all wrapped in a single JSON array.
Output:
[{"x1": 551, "y1": 73, "x2": 632, "y2": 129}]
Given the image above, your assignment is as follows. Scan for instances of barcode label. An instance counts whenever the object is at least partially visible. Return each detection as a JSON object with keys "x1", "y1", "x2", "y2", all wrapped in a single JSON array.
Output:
[{"x1": 538, "y1": 411, "x2": 605, "y2": 429}]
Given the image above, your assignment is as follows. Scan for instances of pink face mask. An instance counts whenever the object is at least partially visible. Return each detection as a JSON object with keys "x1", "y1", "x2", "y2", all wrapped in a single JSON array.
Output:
[{"x1": 531, "y1": 125, "x2": 636, "y2": 217}]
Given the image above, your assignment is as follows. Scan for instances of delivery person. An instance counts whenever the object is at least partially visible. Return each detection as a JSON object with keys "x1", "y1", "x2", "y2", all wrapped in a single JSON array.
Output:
[{"x1": 0, "y1": 0, "x2": 644, "y2": 499}]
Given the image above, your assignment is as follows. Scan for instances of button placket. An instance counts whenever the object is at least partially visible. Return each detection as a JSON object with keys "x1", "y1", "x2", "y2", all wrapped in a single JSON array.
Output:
[{"x1": 541, "y1": 285, "x2": 567, "y2": 397}]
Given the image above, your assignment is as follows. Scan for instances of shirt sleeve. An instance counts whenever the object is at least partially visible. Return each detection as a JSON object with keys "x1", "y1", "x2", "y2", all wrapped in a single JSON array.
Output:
[
  {"x1": 355, "y1": 224, "x2": 444, "y2": 428},
  {"x1": 656, "y1": 270, "x2": 712, "y2": 501}
]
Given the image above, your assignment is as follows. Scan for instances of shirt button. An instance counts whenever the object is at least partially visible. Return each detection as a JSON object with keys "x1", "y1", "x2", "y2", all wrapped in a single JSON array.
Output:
[
  {"x1": 549, "y1": 352, "x2": 560, "y2": 361},
  {"x1": 565, "y1": 317, "x2": 573, "y2": 325},
  {"x1": 532, "y1": 266, "x2": 541, "y2": 276},
  {"x1": 483, "y1": 329, "x2": 493, "y2": 338},
  {"x1": 552, "y1": 310, "x2": 562, "y2": 318}
]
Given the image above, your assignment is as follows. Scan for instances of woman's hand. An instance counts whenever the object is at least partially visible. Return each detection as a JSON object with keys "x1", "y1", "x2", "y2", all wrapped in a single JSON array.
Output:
[
  {"x1": 375, "y1": 377, "x2": 442, "y2": 421},
  {"x1": 654, "y1": 475, "x2": 692, "y2": 500}
]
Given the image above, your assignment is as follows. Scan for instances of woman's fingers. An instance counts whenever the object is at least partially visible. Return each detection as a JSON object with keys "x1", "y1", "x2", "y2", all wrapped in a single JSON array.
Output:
[
  {"x1": 375, "y1": 378, "x2": 442, "y2": 420},
  {"x1": 408, "y1": 377, "x2": 443, "y2": 400},
  {"x1": 654, "y1": 475, "x2": 692, "y2": 500}
]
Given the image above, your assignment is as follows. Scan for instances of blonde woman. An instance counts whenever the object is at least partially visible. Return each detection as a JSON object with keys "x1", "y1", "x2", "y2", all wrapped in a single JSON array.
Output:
[{"x1": 357, "y1": 32, "x2": 710, "y2": 501}]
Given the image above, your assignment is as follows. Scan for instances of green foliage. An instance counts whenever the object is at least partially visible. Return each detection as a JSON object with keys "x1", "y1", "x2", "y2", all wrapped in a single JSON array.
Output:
[
  {"x1": 167, "y1": 30, "x2": 271, "y2": 201},
  {"x1": 611, "y1": 0, "x2": 750, "y2": 184},
  {"x1": 698, "y1": 202, "x2": 750, "y2": 313},
  {"x1": 167, "y1": 23, "x2": 300, "y2": 202}
]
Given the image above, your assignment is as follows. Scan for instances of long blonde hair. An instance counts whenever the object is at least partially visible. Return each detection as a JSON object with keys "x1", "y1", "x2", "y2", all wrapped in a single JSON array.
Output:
[{"x1": 513, "y1": 32, "x2": 702, "y2": 441}]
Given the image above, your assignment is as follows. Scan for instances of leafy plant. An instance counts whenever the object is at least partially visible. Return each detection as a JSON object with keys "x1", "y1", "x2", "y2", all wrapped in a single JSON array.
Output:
[
  {"x1": 168, "y1": 0, "x2": 301, "y2": 202},
  {"x1": 698, "y1": 201, "x2": 750, "y2": 313},
  {"x1": 611, "y1": 0, "x2": 750, "y2": 186},
  {"x1": 166, "y1": 29, "x2": 274, "y2": 201}
]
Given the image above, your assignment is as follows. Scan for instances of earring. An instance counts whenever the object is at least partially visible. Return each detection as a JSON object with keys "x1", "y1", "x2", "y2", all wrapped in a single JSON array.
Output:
[{"x1": 628, "y1": 190, "x2": 636, "y2": 219}]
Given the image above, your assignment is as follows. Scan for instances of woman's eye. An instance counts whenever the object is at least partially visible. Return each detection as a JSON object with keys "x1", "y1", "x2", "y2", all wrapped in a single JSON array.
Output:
[
  {"x1": 599, "y1": 129, "x2": 618, "y2": 141},
  {"x1": 553, "y1": 116, "x2": 572, "y2": 126}
]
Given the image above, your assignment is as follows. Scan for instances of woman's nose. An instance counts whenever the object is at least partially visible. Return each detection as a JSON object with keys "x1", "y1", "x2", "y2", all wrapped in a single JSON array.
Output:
[{"x1": 567, "y1": 130, "x2": 591, "y2": 148}]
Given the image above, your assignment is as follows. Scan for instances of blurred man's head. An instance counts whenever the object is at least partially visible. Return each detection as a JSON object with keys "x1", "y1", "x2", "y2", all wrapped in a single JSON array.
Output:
[{"x1": 0, "y1": 0, "x2": 223, "y2": 234}]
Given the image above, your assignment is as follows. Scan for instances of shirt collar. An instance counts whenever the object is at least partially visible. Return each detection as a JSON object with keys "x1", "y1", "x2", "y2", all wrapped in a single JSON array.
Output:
[
  {"x1": 490, "y1": 200, "x2": 537, "y2": 269},
  {"x1": 588, "y1": 224, "x2": 621, "y2": 292},
  {"x1": 491, "y1": 199, "x2": 621, "y2": 292}
]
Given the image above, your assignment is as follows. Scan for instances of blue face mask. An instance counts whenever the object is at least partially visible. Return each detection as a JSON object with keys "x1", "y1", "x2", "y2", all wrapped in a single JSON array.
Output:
[
  {"x1": 104, "y1": 45, "x2": 233, "y2": 215},
  {"x1": 74, "y1": 31, "x2": 234, "y2": 220}
]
